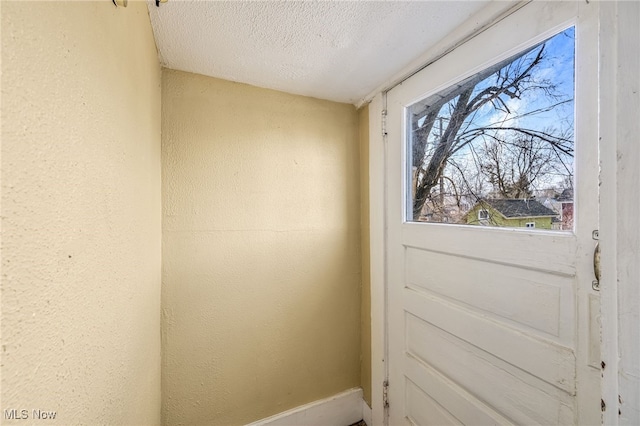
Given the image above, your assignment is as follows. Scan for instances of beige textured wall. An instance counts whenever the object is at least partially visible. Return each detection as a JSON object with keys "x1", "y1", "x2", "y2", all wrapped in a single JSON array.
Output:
[
  {"x1": 1, "y1": 2, "x2": 161, "y2": 424},
  {"x1": 161, "y1": 69, "x2": 361, "y2": 425},
  {"x1": 358, "y1": 105, "x2": 372, "y2": 407}
]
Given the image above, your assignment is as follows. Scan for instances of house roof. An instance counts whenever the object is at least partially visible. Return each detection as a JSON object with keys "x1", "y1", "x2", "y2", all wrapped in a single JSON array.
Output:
[
  {"x1": 557, "y1": 188, "x2": 574, "y2": 202},
  {"x1": 482, "y1": 199, "x2": 558, "y2": 219}
]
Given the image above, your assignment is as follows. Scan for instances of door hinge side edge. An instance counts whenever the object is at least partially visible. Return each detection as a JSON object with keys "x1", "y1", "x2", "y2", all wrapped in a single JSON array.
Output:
[
  {"x1": 381, "y1": 109, "x2": 388, "y2": 138},
  {"x1": 383, "y1": 380, "x2": 389, "y2": 408}
]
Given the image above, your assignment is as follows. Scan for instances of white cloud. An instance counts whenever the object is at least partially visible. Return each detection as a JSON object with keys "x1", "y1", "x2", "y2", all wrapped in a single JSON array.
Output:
[{"x1": 486, "y1": 96, "x2": 528, "y2": 128}]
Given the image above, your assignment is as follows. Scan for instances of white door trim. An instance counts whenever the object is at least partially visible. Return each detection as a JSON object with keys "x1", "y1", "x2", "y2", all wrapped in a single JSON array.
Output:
[
  {"x1": 598, "y1": 2, "x2": 640, "y2": 425},
  {"x1": 598, "y1": 4, "x2": 620, "y2": 424},
  {"x1": 368, "y1": 92, "x2": 387, "y2": 426}
]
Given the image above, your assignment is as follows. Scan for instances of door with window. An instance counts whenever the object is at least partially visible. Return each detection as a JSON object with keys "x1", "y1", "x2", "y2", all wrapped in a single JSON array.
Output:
[{"x1": 385, "y1": 2, "x2": 600, "y2": 425}]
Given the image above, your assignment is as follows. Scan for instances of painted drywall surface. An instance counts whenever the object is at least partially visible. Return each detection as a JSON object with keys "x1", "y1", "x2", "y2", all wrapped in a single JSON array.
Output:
[
  {"x1": 358, "y1": 105, "x2": 372, "y2": 407},
  {"x1": 161, "y1": 69, "x2": 361, "y2": 425},
  {"x1": 1, "y1": 2, "x2": 161, "y2": 424}
]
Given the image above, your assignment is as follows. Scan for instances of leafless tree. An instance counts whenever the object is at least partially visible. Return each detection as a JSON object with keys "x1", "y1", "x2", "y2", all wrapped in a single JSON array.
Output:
[
  {"x1": 477, "y1": 131, "x2": 571, "y2": 199},
  {"x1": 411, "y1": 39, "x2": 573, "y2": 220}
]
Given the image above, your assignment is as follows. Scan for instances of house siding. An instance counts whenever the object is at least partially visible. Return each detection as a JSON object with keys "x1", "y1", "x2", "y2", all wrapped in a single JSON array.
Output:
[{"x1": 466, "y1": 204, "x2": 554, "y2": 229}]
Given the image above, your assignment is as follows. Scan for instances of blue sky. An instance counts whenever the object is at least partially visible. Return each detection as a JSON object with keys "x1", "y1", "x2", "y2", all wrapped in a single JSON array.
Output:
[
  {"x1": 488, "y1": 26, "x2": 576, "y2": 133},
  {"x1": 411, "y1": 26, "x2": 576, "y2": 194}
]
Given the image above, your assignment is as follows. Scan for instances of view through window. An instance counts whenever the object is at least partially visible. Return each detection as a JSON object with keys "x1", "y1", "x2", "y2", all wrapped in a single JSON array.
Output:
[{"x1": 407, "y1": 27, "x2": 575, "y2": 231}]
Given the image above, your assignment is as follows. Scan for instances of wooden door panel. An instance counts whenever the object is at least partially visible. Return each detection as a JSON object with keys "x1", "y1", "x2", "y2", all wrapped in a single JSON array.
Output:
[
  {"x1": 404, "y1": 357, "x2": 514, "y2": 426},
  {"x1": 405, "y1": 380, "x2": 463, "y2": 426},
  {"x1": 405, "y1": 313, "x2": 575, "y2": 424},
  {"x1": 404, "y1": 247, "x2": 575, "y2": 341},
  {"x1": 402, "y1": 224, "x2": 577, "y2": 276},
  {"x1": 403, "y1": 289, "x2": 576, "y2": 393}
]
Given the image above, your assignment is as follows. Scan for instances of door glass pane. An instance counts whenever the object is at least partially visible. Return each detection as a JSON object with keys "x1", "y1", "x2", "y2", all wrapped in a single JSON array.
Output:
[{"x1": 407, "y1": 27, "x2": 575, "y2": 231}]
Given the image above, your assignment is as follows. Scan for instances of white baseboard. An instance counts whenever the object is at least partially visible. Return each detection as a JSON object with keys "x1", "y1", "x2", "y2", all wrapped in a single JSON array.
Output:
[
  {"x1": 362, "y1": 399, "x2": 372, "y2": 426},
  {"x1": 246, "y1": 388, "x2": 364, "y2": 426}
]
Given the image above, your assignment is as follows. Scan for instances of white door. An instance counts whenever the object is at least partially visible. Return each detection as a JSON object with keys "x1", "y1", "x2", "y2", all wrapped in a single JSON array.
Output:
[{"x1": 385, "y1": 2, "x2": 600, "y2": 425}]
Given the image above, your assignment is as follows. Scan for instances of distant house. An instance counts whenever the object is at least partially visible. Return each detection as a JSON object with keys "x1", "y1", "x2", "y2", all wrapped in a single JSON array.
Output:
[
  {"x1": 466, "y1": 198, "x2": 559, "y2": 229},
  {"x1": 417, "y1": 194, "x2": 472, "y2": 224},
  {"x1": 557, "y1": 188, "x2": 574, "y2": 231}
]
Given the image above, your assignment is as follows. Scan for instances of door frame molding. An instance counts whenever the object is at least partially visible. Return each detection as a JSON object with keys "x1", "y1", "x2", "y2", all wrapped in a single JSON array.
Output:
[
  {"x1": 368, "y1": 2, "x2": 640, "y2": 425},
  {"x1": 598, "y1": 2, "x2": 640, "y2": 425},
  {"x1": 368, "y1": 91, "x2": 386, "y2": 426}
]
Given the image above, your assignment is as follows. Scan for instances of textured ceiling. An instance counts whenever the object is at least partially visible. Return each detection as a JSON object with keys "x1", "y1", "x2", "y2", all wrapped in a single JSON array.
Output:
[{"x1": 147, "y1": 1, "x2": 490, "y2": 105}]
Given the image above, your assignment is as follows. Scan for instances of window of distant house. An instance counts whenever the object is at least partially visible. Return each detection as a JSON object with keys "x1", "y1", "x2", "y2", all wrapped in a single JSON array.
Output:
[{"x1": 406, "y1": 27, "x2": 575, "y2": 232}]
